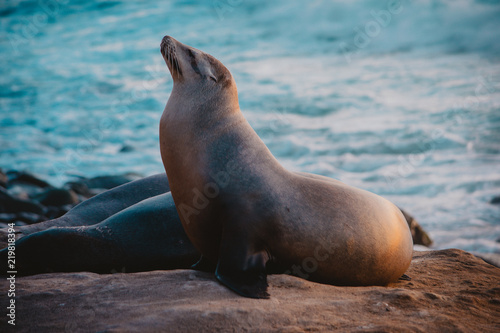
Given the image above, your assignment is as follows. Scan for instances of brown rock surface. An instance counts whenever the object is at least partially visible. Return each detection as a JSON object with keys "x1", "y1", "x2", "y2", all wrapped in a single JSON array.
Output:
[{"x1": 1, "y1": 249, "x2": 499, "y2": 332}]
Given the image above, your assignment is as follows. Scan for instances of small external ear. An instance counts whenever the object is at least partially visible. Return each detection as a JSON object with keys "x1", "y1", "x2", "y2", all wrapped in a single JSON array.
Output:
[{"x1": 209, "y1": 75, "x2": 218, "y2": 83}]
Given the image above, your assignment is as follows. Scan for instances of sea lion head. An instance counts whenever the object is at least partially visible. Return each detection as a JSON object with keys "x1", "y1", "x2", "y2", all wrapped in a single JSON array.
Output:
[{"x1": 160, "y1": 36, "x2": 236, "y2": 97}]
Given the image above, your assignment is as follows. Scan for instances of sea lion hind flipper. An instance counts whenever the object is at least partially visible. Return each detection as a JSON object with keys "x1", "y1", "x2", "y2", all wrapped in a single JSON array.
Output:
[
  {"x1": 214, "y1": 228, "x2": 269, "y2": 299},
  {"x1": 191, "y1": 255, "x2": 216, "y2": 272}
]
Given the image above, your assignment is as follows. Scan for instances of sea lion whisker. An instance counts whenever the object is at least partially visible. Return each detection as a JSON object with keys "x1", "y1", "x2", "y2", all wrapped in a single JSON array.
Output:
[{"x1": 167, "y1": 46, "x2": 172, "y2": 67}]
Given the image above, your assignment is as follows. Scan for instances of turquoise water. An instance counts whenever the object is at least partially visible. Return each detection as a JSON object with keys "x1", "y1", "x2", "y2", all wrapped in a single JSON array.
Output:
[{"x1": 1, "y1": 0, "x2": 499, "y2": 254}]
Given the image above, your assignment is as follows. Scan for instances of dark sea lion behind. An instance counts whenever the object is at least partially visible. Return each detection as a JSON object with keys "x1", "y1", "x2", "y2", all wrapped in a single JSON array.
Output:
[
  {"x1": 159, "y1": 36, "x2": 413, "y2": 298},
  {"x1": 0, "y1": 173, "x2": 169, "y2": 245},
  {"x1": 0, "y1": 193, "x2": 199, "y2": 275}
]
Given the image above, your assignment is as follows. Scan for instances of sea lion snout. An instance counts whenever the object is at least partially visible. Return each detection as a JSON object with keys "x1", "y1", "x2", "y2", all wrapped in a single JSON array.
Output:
[
  {"x1": 160, "y1": 35, "x2": 176, "y2": 51},
  {"x1": 160, "y1": 36, "x2": 177, "y2": 58},
  {"x1": 160, "y1": 35, "x2": 182, "y2": 78}
]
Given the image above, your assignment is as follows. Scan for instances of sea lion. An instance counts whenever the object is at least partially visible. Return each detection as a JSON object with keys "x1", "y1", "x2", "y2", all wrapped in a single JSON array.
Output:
[
  {"x1": 0, "y1": 173, "x2": 170, "y2": 245},
  {"x1": 159, "y1": 36, "x2": 413, "y2": 298},
  {"x1": 0, "y1": 192, "x2": 199, "y2": 275}
]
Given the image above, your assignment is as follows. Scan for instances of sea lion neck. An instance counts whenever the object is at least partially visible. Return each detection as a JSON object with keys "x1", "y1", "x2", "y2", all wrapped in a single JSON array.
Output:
[{"x1": 169, "y1": 80, "x2": 240, "y2": 119}]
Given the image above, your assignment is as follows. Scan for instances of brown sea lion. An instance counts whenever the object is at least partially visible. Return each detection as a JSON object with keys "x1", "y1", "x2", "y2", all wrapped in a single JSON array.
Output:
[{"x1": 159, "y1": 36, "x2": 413, "y2": 298}]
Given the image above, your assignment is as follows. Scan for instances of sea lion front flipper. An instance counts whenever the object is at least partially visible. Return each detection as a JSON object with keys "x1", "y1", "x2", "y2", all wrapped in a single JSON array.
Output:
[
  {"x1": 215, "y1": 228, "x2": 269, "y2": 299},
  {"x1": 191, "y1": 255, "x2": 216, "y2": 272},
  {"x1": 215, "y1": 253, "x2": 269, "y2": 299}
]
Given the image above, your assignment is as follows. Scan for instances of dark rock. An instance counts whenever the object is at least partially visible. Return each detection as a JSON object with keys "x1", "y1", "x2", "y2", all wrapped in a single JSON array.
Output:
[
  {"x1": 0, "y1": 213, "x2": 17, "y2": 223},
  {"x1": 0, "y1": 220, "x2": 26, "y2": 229},
  {"x1": 0, "y1": 187, "x2": 46, "y2": 215},
  {"x1": 65, "y1": 181, "x2": 93, "y2": 198},
  {"x1": 6, "y1": 170, "x2": 51, "y2": 188},
  {"x1": 31, "y1": 188, "x2": 79, "y2": 206},
  {"x1": 7, "y1": 183, "x2": 45, "y2": 200},
  {"x1": 6, "y1": 170, "x2": 53, "y2": 199},
  {"x1": 119, "y1": 145, "x2": 134, "y2": 153},
  {"x1": 0, "y1": 170, "x2": 78, "y2": 224},
  {"x1": 400, "y1": 208, "x2": 433, "y2": 246},
  {"x1": 0, "y1": 169, "x2": 7, "y2": 188},
  {"x1": 490, "y1": 196, "x2": 500, "y2": 205}
]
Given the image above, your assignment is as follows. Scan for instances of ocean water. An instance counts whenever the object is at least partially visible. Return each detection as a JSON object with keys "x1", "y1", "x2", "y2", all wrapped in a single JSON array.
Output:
[{"x1": 1, "y1": 0, "x2": 499, "y2": 254}]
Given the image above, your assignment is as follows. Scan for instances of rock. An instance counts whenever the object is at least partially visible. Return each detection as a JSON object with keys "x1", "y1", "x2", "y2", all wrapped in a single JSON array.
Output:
[
  {"x1": 119, "y1": 144, "x2": 134, "y2": 153},
  {"x1": 31, "y1": 188, "x2": 79, "y2": 207},
  {"x1": 64, "y1": 181, "x2": 93, "y2": 199},
  {"x1": 0, "y1": 187, "x2": 46, "y2": 215},
  {"x1": 0, "y1": 213, "x2": 16, "y2": 223},
  {"x1": 6, "y1": 181, "x2": 47, "y2": 201},
  {"x1": 490, "y1": 196, "x2": 500, "y2": 205},
  {"x1": 0, "y1": 171, "x2": 146, "y2": 232},
  {"x1": 472, "y1": 252, "x2": 500, "y2": 268},
  {"x1": 6, "y1": 170, "x2": 51, "y2": 188},
  {"x1": 1, "y1": 249, "x2": 498, "y2": 332},
  {"x1": 400, "y1": 208, "x2": 433, "y2": 246},
  {"x1": 0, "y1": 169, "x2": 7, "y2": 188}
]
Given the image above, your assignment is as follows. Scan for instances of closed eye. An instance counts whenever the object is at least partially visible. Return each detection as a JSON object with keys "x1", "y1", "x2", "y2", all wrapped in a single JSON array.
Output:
[{"x1": 210, "y1": 76, "x2": 217, "y2": 83}]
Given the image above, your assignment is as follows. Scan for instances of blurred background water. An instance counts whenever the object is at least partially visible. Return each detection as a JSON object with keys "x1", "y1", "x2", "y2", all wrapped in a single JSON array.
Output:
[{"x1": 0, "y1": 0, "x2": 499, "y2": 254}]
